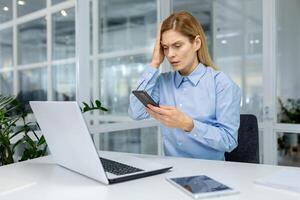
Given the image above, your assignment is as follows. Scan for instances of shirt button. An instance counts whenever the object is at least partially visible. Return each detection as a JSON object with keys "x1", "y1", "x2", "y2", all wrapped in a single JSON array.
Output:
[
  {"x1": 179, "y1": 103, "x2": 183, "y2": 107},
  {"x1": 177, "y1": 141, "x2": 182, "y2": 146}
]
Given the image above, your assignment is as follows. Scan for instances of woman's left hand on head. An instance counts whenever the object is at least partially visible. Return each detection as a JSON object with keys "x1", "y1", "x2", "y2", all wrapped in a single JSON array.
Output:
[{"x1": 145, "y1": 104, "x2": 194, "y2": 132}]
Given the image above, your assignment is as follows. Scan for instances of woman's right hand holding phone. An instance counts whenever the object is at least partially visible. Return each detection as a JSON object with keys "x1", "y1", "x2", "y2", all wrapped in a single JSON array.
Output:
[{"x1": 151, "y1": 23, "x2": 164, "y2": 69}]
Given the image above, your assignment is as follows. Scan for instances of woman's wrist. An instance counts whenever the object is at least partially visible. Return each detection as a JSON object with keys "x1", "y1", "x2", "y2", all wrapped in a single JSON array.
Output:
[
  {"x1": 183, "y1": 116, "x2": 194, "y2": 132},
  {"x1": 150, "y1": 61, "x2": 160, "y2": 69}
]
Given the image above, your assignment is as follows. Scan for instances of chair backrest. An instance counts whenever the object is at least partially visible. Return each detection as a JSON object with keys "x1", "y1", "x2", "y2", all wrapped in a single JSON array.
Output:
[{"x1": 225, "y1": 114, "x2": 259, "y2": 163}]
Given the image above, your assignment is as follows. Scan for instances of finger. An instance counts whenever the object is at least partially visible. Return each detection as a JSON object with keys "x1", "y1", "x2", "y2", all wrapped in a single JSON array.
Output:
[
  {"x1": 146, "y1": 107, "x2": 167, "y2": 122},
  {"x1": 146, "y1": 109, "x2": 156, "y2": 119},
  {"x1": 159, "y1": 105, "x2": 176, "y2": 110},
  {"x1": 146, "y1": 107, "x2": 161, "y2": 119},
  {"x1": 145, "y1": 107, "x2": 155, "y2": 115},
  {"x1": 160, "y1": 119, "x2": 175, "y2": 128},
  {"x1": 149, "y1": 111, "x2": 163, "y2": 122},
  {"x1": 146, "y1": 106, "x2": 167, "y2": 122},
  {"x1": 146, "y1": 104, "x2": 159, "y2": 113},
  {"x1": 155, "y1": 23, "x2": 162, "y2": 44},
  {"x1": 147, "y1": 104, "x2": 171, "y2": 116},
  {"x1": 157, "y1": 22, "x2": 162, "y2": 37}
]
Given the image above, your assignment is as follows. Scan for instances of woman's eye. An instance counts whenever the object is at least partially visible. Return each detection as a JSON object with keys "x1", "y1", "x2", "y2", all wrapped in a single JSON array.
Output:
[{"x1": 174, "y1": 44, "x2": 181, "y2": 48}]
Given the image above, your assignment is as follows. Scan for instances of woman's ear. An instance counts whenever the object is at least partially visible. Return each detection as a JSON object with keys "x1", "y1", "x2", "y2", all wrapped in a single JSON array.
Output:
[{"x1": 194, "y1": 35, "x2": 201, "y2": 51}]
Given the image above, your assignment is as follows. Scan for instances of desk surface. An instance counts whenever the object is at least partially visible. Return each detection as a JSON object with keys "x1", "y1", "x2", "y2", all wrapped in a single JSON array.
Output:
[{"x1": 0, "y1": 152, "x2": 299, "y2": 200}]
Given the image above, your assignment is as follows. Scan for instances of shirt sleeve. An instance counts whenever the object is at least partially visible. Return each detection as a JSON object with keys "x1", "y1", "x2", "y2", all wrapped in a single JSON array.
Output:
[
  {"x1": 128, "y1": 65, "x2": 160, "y2": 120},
  {"x1": 187, "y1": 75, "x2": 241, "y2": 153}
]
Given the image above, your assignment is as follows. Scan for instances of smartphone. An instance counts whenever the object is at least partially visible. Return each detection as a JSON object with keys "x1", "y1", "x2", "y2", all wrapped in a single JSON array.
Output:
[
  {"x1": 166, "y1": 175, "x2": 239, "y2": 199},
  {"x1": 132, "y1": 90, "x2": 159, "y2": 107}
]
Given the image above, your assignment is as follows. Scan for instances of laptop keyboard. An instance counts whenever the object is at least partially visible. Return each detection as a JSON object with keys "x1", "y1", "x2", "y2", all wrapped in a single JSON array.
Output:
[{"x1": 100, "y1": 157, "x2": 143, "y2": 176}]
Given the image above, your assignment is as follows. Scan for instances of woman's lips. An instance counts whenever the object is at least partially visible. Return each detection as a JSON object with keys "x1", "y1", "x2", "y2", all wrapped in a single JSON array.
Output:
[{"x1": 171, "y1": 61, "x2": 180, "y2": 66}]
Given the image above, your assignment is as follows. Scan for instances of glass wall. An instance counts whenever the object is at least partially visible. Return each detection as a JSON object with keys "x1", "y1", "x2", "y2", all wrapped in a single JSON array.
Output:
[
  {"x1": 52, "y1": 7, "x2": 75, "y2": 60},
  {"x1": 97, "y1": 0, "x2": 156, "y2": 53},
  {"x1": 276, "y1": 0, "x2": 300, "y2": 166},
  {"x1": 97, "y1": 55, "x2": 150, "y2": 114},
  {"x1": 276, "y1": 0, "x2": 300, "y2": 124},
  {"x1": 214, "y1": 0, "x2": 263, "y2": 121},
  {"x1": 17, "y1": 0, "x2": 46, "y2": 17},
  {"x1": 0, "y1": 0, "x2": 12, "y2": 23},
  {"x1": 89, "y1": 0, "x2": 158, "y2": 155},
  {"x1": 18, "y1": 68, "x2": 47, "y2": 108},
  {"x1": 277, "y1": 132, "x2": 300, "y2": 167},
  {"x1": 0, "y1": 28, "x2": 13, "y2": 69},
  {"x1": 52, "y1": 63, "x2": 76, "y2": 101},
  {"x1": 0, "y1": 0, "x2": 75, "y2": 105},
  {"x1": 18, "y1": 18, "x2": 47, "y2": 65},
  {"x1": 52, "y1": 0, "x2": 69, "y2": 5},
  {"x1": 0, "y1": 72, "x2": 13, "y2": 95},
  {"x1": 97, "y1": 127, "x2": 158, "y2": 155}
]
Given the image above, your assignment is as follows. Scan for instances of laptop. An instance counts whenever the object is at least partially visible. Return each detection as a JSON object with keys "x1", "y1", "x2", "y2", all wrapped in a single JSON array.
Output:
[{"x1": 30, "y1": 101, "x2": 172, "y2": 184}]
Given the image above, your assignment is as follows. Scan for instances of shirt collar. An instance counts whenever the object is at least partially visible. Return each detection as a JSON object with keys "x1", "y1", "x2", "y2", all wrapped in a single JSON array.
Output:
[{"x1": 174, "y1": 63, "x2": 207, "y2": 88}]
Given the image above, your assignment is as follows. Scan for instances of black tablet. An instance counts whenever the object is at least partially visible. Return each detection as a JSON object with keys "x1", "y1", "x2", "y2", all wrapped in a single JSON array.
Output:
[{"x1": 132, "y1": 90, "x2": 159, "y2": 107}]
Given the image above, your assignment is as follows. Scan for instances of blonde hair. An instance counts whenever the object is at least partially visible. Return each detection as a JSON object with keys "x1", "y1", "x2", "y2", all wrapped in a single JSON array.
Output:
[{"x1": 161, "y1": 11, "x2": 217, "y2": 70}]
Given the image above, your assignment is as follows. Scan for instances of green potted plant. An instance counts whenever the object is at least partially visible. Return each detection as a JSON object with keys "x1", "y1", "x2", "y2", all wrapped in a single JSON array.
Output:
[
  {"x1": 0, "y1": 95, "x2": 47, "y2": 166},
  {"x1": 0, "y1": 95, "x2": 108, "y2": 166}
]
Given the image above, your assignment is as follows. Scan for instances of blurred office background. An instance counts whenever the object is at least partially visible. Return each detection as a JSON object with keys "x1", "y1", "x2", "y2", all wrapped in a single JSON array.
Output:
[{"x1": 0, "y1": 0, "x2": 300, "y2": 166}]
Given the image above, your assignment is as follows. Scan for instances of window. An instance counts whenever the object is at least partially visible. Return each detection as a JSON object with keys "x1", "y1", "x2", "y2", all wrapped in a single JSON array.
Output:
[
  {"x1": 0, "y1": 28, "x2": 13, "y2": 69},
  {"x1": 18, "y1": 18, "x2": 47, "y2": 65},
  {"x1": 0, "y1": 1, "x2": 75, "y2": 105},
  {"x1": 275, "y1": 0, "x2": 300, "y2": 167},
  {"x1": 0, "y1": 72, "x2": 13, "y2": 95},
  {"x1": 18, "y1": 67, "x2": 47, "y2": 108},
  {"x1": 88, "y1": 0, "x2": 158, "y2": 154},
  {"x1": 17, "y1": 0, "x2": 46, "y2": 17},
  {"x1": 52, "y1": 0, "x2": 69, "y2": 5},
  {"x1": 52, "y1": 63, "x2": 76, "y2": 101},
  {"x1": 52, "y1": 7, "x2": 75, "y2": 60},
  {"x1": 0, "y1": 0, "x2": 12, "y2": 23}
]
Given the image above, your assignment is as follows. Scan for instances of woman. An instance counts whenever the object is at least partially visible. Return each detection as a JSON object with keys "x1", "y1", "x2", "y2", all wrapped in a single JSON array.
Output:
[{"x1": 128, "y1": 11, "x2": 241, "y2": 160}]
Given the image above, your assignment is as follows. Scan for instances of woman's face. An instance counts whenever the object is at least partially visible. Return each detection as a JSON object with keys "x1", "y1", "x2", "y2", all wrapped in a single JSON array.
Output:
[{"x1": 161, "y1": 29, "x2": 200, "y2": 75}]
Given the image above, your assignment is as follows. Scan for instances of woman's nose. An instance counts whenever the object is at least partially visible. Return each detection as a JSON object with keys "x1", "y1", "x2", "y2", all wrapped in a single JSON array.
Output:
[{"x1": 167, "y1": 48, "x2": 175, "y2": 58}]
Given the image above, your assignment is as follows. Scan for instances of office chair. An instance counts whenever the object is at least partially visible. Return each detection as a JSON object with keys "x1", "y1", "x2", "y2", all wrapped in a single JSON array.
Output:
[{"x1": 225, "y1": 114, "x2": 259, "y2": 163}]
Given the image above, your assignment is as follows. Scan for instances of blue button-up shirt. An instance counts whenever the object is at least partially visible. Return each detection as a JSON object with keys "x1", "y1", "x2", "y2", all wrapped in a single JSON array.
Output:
[{"x1": 128, "y1": 63, "x2": 241, "y2": 160}]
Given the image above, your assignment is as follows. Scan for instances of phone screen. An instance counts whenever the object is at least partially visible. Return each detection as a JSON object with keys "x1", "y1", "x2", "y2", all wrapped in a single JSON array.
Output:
[{"x1": 170, "y1": 175, "x2": 232, "y2": 194}]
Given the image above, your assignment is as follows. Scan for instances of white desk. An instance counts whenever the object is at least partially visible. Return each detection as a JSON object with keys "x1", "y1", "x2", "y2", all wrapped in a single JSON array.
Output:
[{"x1": 0, "y1": 152, "x2": 299, "y2": 200}]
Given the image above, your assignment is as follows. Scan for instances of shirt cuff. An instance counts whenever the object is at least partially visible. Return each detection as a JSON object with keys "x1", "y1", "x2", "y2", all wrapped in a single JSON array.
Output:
[{"x1": 187, "y1": 119, "x2": 208, "y2": 139}]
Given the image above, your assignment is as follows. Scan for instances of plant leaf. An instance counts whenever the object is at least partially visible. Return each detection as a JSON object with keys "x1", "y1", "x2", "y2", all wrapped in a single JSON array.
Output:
[
  {"x1": 81, "y1": 99, "x2": 108, "y2": 113},
  {"x1": 82, "y1": 102, "x2": 90, "y2": 109},
  {"x1": 37, "y1": 135, "x2": 46, "y2": 146},
  {"x1": 95, "y1": 100, "x2": 101, "y2": 107},
  {"x1": 83, "y1": 107, "x2": 89, "y2": 112},
  {"x1": 100, "y1": 107, "x2": 108, "y2": 111}
]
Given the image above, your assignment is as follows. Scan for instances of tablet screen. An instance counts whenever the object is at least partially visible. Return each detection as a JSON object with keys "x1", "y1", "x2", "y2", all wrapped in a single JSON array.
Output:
[{"x1": 170, "y1": 175, "x2": 232, "y2": 194}]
